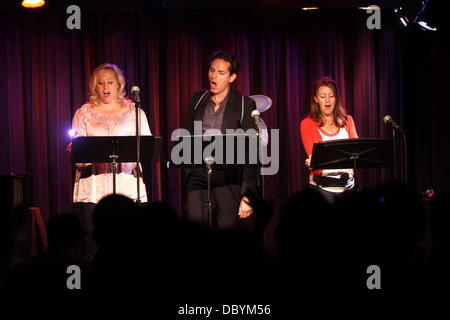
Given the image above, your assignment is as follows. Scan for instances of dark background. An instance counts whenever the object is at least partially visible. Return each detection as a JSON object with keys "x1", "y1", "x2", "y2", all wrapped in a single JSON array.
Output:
[{"x1": 1, "y1": 0, "x2": 448, "y2": 242}]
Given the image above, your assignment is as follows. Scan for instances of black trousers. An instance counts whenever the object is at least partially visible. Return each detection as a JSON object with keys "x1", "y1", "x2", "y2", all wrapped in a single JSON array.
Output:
[
  {"x1": 187, "y1": 184, "x2": 241, "y2": 230},
  {"x1": 72, "y1": 202, "x2": 97, "y2": 263}
]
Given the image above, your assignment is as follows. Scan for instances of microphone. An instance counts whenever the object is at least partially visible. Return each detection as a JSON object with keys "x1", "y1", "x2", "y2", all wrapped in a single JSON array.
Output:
[
  {"x1": 204, "y1": 155, "x2": 215, "y2": 166},
  {"x1": 251, "y1": 109, "x2": 262, "y2": 131},
  {"x1": 204, "y1": 155, "x2": 214, "y2": 175},
  {"x1": 383, "y1": 115, "x2": 401, "y2": 130},
  {"x1": 131, "y1": 86, "x2": 141, "y2": 104}
]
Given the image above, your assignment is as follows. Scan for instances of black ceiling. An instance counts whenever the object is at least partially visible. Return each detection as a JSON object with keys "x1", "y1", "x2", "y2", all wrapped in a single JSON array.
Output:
[{"x1": 3, "y1": 0, "x2": 444, "y2": 28}]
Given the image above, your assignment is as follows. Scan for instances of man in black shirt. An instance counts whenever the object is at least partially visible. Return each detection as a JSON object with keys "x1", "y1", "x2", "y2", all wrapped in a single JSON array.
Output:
[{"x1": 185, "y1": 51, "x2": 259, "y2": 230}]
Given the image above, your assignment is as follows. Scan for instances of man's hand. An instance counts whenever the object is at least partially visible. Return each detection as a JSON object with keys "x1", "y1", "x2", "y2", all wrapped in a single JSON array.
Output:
[{"x1": 238, "y1": 196, "x2": 253, "y2": 219}]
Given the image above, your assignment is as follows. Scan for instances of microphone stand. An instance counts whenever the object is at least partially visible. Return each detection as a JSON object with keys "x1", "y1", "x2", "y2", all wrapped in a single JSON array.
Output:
[
  {"x1": 135, "y1": 97, "x2": 141, "y2": 204},
  {"x1": 252, "y1": 114, "x2": 262, "y2": 189},
  {"x1": 204, "y1": 156, "x2": 215, "y2": 228},
  {"x1": 392, "y1": 127, "x2": 398, "y2": 181},
  {"x1": 110, "y1": 138, "x2": 119, "y2": 195},
  {"x1": 391, "y1": 126, "x2": 407, "y2": 184},
  {"x1": 401, "y1": 129, "x2": 407, "y2": 185},
  {"x1": 385, "y1": 116, "x2": 407, "y2": 184}
]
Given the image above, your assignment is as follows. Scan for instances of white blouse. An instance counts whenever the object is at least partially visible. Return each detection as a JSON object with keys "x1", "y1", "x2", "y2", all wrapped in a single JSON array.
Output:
[
  {"x1": 71, "y1": 103, "x2": 152, "y2": 203},
  {"x1": 309, "y1": 127, "x2": 355, "y2": 193}
]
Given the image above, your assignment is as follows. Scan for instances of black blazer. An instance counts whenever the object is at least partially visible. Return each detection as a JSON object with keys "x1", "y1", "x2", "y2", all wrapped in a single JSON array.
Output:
[{"x1": 185, "y1": 89, "x2": 259, "y2": 202}]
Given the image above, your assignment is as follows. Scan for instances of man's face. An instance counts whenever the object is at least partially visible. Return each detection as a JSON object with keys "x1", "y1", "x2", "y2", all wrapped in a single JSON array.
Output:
[{"x1": 208, "y1": 58, "x2": 237, "y2": 96}]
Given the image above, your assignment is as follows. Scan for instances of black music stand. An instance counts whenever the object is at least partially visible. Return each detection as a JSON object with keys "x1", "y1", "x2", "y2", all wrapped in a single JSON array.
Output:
[
  {"x1": 169, "y1": 133, "x2": 259, "y2": 228},
  {"x1": 71, "y1": 136, "x2": 162, "y2": 199},
  {"x1": 310, "y1": 138, "x2": 393, "y2": 189}
]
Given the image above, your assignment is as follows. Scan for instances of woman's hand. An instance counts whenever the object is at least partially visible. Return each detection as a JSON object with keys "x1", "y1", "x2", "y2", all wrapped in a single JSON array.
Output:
[{"x1": 305, "y1": 155, "x2": 312, "y2": 170}]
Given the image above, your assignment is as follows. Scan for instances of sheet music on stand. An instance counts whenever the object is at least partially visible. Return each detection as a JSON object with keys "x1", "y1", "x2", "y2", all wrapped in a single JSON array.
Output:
[
  {"x1": 71, "y1": 136, "x2": 163, "y2": 198},
  {"x1": 71, "y1": 136, "x2": 162, "y2": 163},
  {"x1": 310, "y1": 138, "x2": 393, "y2": 170}
]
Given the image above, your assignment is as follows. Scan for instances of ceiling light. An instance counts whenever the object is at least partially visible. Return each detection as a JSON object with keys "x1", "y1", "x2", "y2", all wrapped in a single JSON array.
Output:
[
  {"x1": 21, "y1": 0, "x2": 45, "y2": 8},
  {"x1": 358, "y1": 6, "x2": 379, "y2": 10}
]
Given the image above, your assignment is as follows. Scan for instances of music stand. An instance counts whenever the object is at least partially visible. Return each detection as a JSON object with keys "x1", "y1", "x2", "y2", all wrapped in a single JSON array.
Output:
[
  {"x1": 310, "y1": 138, "x2": 393, "y2": 189},
  {"x1": 169, "y1": 133, "x2": 259, "y2": 228},
  {"x1": 71, "y1": 136, "x2": 162, "y2": 198}
]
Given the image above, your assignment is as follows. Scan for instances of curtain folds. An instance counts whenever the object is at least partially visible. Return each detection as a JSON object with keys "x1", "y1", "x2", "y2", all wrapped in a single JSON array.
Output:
[{"x1": 1, "y1": 8, "x2": 445, "y2": 223}]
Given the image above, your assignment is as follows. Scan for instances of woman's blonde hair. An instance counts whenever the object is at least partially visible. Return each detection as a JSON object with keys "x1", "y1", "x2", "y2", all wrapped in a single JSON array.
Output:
[
  {"x1": 88, "y1": 63, "x2": 128, "y2": 106},
  {"x1": 310, "y1": 76, "x2": 348, "y2": 127}
]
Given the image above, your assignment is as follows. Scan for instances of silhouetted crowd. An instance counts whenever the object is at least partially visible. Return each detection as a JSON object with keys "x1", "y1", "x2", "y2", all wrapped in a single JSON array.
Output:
[{"x1": 1, "y1": 181, "x2": 449, "y2": 299}]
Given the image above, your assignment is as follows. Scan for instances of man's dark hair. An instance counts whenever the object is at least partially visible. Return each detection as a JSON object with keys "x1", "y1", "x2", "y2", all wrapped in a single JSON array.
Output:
[{"x1": 209, "y1": 50, "x2": 240, "y2": 75}]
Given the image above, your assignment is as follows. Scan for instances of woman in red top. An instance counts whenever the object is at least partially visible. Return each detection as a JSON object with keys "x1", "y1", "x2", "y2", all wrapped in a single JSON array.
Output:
[{"x1": 300, "y1": 77, "x2": 358, "y2": 203}]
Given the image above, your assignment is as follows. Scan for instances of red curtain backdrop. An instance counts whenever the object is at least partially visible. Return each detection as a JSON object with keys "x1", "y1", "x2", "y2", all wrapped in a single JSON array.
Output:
[{"x1": 1, "y1": 6, "x2": 448, "y2": 229}]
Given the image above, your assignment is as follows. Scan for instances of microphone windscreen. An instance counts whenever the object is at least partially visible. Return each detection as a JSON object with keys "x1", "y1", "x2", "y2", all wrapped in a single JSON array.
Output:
[{"x1": 204, "y1": 156, "x2": 215, "y2": 165}]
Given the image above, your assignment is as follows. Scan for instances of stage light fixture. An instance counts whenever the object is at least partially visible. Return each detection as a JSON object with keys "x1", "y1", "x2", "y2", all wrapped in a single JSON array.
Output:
[
  {"x1": 416, "y1": 21, "x2": 437, "y2": 31},
  {"x1": 301, "y1": 7, "x2": 319, "y2": 11},
  {"x1": 394, "y1": 6, "x2": 409, "y2": 27},
  {"x1": 394, "y1": 1, "x2": 438, "y2": 31},
  {"x1": 400, "y1": 16, "x2": 409, "y2": 27},
  {"x1": 21, "y1": 0, "x2": 45, "y2": 8},
  {"x1": 413, "y1": 0, "x2": 437, "y2": 31}
]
